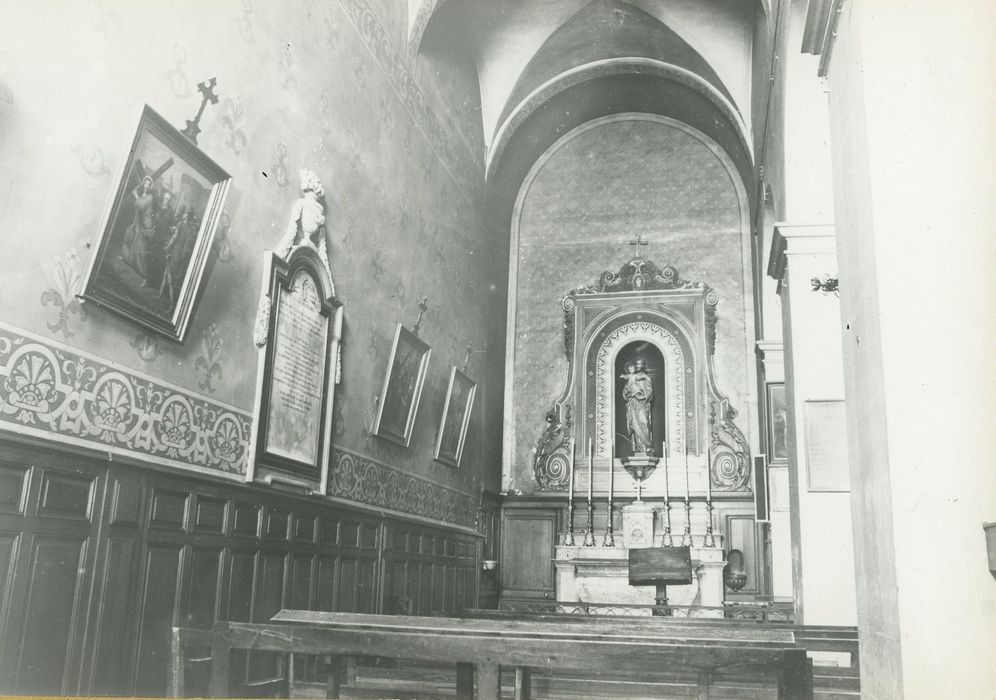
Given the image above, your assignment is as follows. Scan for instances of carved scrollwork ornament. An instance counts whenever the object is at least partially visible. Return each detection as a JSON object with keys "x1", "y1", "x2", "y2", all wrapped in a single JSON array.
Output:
[
  {"x1": 533, "y1": 406, "x2": 572, "y2": 490},
  {"x1": 709, "y1": 402, "x2": 751, "y2": 491}
]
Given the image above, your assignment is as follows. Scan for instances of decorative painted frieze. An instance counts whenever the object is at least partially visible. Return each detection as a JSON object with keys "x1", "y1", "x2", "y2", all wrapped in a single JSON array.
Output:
[{"x1": 0, "y1": 322, "x2": 250, "y2": 479}]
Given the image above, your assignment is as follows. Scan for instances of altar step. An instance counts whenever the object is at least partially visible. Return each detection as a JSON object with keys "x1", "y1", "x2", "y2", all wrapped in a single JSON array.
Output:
[{"x1": 293, "y1": 659, "x2": 859, "y2": 700}]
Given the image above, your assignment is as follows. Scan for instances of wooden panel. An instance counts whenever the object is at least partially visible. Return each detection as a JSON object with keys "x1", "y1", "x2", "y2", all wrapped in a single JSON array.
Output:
[
  {"x1": 90, "y1": 537, "x2": 136, "y2": 694},
  {"x1": 232, "y1": 503, "x2": 259, "y2": 537},
  {"x1": 134, "y1": 545, "x2": 181, "y2": 696},
  {"x1": 316, "y1": 556, "x2": 337, "y2": 612},
  {"x1": 264, "y1": 509, "x2": 288, "y2": 539},
  {"x1": 15, "y1": 536, "x2": 87, "y2": 694},
  {"x1": 500, "y1": 508, "x2": 557, "y2": 598},
  {"x1": 194, "y1": 498, "x2": 226, "y2": 534},
  {"x1": 250, "y1": 552, "x2": 286, "y2": 683},
  {"x1": 0, "y1": 436, "x2": 481, "y2": 696},
  {"x1": 318, "y1": 517, "x2": 339, "y2": 544},
  {"x1": 38, "y1": 471, "x2": 94, "y2": 520},
  {"x1": 226, "y1": 551, "x2": 255, "y2": 623},
  {"x1": 356, "y1": 557, "x2": 376, "y2": 613},
  {"x1": 110, "y1": 478, "x2": 141, "y2": 526},
  {"x1": 256, "y1": 552, "x2": 285, "y2": 621},
  {"x1": 359, "y1": 522, "x2": 377, "y2": 549},
  {"x1": 339, "y1": 557, "x2": 357, "y2": 611},
  {"x1": 149, "y1": 490, "x2": 187, "y2": 531},
  {"x1": 0, "y1": 464, "x2": 28, "y2": 515},
  {"x1": 341, "y1": 521, "x2": 360, "y2": 548},
  {"x1": 293, "y1": 514, "x2": 315, "y2": 542},
  {"x1": 289, "y1": 554, "x2": 313, "y2": 609},
  {"x1": 186, "y1": 547, "x2": 221, "y2": 628}
]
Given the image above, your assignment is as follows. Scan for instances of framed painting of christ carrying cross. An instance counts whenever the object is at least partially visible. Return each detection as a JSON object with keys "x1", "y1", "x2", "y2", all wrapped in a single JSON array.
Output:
[{"x1": 80, "y1": 104, "x2": 231, "y2": 342}]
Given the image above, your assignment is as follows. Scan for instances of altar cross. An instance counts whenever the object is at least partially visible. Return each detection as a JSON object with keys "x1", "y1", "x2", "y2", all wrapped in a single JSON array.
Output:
[{"x1": 628, "y1": 234, "x2": 650, "y2": 258}]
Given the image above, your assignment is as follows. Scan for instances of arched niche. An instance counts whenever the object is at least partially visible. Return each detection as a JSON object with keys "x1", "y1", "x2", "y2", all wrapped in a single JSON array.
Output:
[{"x1": 533, "y1": 256, "x2": 751, "y2": 496}]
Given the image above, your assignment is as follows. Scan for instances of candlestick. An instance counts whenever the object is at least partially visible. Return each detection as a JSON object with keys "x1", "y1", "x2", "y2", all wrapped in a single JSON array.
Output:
[
  {"x1": 564, "y1": 439, "x2": 576, "y2": 546},
  {"x1": 568, "y1": 439, "x2": 575, "y2": 503},
  {"x1": 705, "y1": 445, "x2": 712, "y2": 503},
  {"x1": 683, "y1": 449, "x2": 691, "y2": 503},
  {"x1": 587, "y1": 439, "x2": 593, "y2": 503},
  {"x1": 662, "y1": 441, "x2": 669, "y2": 499},
  {"x1": 602, "y1": 498, "x2": 615, "y2": 547},
  {"x1": 682, "y1": 449, "x2": 692, "y2": 546},
  {"x1": 661, "y1": 440, "x2": 673, "y2": 547},
  {"x1": 703, "y1": 499, "x2": 716, "y2": 548},
  {"x1": 583, "y1": 500, "x2": 596, "y2": 546},
  {"x1": 608, "y1": 455, "x2": 614, "y2": 501}
]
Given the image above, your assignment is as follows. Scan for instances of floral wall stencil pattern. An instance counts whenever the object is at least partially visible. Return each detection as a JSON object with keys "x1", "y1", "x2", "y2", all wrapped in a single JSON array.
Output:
[
  {"x1": 40, "y1": 248, "x2": 88, "y2": 339},
  {"x1": 195, "y1": 323, "x2": 224, "y2": 392},
  {"x1": 162, "y1": 44, "x2": 191, "y2": 98},
  {"x1": 221, "y1": 98, "x2": 248, "y2": 155},
  {"x1": 130, "y1": 333, "x2": 164, "y2": 363},
  {"x1": 70, "y1": 142, "x2": 111, "y2": 177}
]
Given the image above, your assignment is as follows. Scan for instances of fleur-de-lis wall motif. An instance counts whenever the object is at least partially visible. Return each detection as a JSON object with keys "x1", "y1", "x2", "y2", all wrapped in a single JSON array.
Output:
[{"x1": 40, "y1": 248, "x2": 88, "y2": 339}]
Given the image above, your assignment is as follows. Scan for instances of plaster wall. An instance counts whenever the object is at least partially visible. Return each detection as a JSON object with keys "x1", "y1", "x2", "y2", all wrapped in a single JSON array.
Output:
[
  {"x1": 505, "y1": 114, "x2": 755, "y2": 492},
  {"x1": 0, "y1": 0, "x2": 506, "y2": 522},
  {"x1": 827, "y1": 1, "x2": 996, "y2": 697},
  {"x1": 776, "y1": 232, "x2": 855, "y2": 626}
]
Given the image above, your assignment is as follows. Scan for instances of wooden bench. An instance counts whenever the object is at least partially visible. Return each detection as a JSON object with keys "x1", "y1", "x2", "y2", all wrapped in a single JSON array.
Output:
[{"x1": 170, "y1": 609, "x2": 816, "y2": 700}]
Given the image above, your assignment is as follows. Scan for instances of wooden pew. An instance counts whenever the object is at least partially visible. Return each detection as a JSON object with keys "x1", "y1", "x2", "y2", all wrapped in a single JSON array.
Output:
[{"x1": 171, "y1": 609, "x2": 815, "y2": 700}]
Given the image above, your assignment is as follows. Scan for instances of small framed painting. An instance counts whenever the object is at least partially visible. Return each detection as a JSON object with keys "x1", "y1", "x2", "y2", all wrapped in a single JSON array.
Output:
[
  {"x1": 766, "y1": 383, "x2": 789, "y2": 465},
  {"x1": 373, "y1": 323, "x2": 431, "y2": 447},
  {"x1": 434, "y1": 367, "x2": 476, "y2": 467},
  {"x1": 80, "y1": 105, "x2": 231, "y2": 342}
]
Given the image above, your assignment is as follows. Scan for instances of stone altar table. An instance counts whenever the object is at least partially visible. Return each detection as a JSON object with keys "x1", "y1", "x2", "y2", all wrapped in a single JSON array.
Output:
[{"x1": 555, "y1": 536, "x2": 726, "y2": 612}]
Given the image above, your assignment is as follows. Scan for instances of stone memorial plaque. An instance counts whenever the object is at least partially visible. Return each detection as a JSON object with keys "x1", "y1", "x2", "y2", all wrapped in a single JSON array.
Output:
[
  {"x1": 804, "y1": 400, "x2": 850, "y2": 492},
  {"x1": 250, "y1": 246, "x2": 342, "y2": 492},
  {"x1": 264, "y1": 270, "x2": 329, "y2": 466}
]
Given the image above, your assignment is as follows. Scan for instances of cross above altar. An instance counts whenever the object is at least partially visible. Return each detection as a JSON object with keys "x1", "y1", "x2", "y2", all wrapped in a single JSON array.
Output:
[{"x1": 628, "y1": 234, "x2": 650, "y2": 258}]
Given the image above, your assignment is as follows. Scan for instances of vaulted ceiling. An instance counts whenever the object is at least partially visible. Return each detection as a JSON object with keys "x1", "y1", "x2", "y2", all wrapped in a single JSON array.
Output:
[{"x1": 412, "y1": 0, "x2": 761, "y2": 226}]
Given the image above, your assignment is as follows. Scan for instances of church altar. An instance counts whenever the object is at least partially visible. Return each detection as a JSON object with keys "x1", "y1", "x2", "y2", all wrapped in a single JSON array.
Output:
[{"x1": 555, "y1": 503, "x2": 727, "y2": 612}]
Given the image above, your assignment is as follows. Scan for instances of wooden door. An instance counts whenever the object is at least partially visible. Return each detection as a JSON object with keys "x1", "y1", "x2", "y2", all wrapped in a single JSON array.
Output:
[{"x1": 499, "y1": 505, "x2": 558, "y2": 603}]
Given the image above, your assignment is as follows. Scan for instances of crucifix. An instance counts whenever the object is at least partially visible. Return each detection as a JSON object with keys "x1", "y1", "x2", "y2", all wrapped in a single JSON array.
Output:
[
  {"x1": 628, "y1": 233, "x2": 649, "y2": 259},
  {"x1": 411, "y1": 296, "x2": 429, "y2": 337},
  {"x1": 181, "y1": 78, "x2": 220, "y2": 144}
]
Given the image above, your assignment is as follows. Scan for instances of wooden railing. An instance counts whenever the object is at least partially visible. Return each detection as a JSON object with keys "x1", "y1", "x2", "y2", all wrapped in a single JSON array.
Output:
[{"x1": 493, "y1": 599, "x2": 796, "y2": 623}]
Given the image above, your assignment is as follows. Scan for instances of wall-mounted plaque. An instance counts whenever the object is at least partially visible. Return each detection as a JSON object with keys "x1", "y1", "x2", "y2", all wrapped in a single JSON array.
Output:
[
  {"x1": 804, "y1": 399, "x2": 850, "y2": 492},
  {"x1": 373, "y1": 323, "x2": 431, "y2": 447},
  {"x1": 434, "y1": 367, "x2": 476, "y2": 467},
  {"x1": 249, "y1": 246, "x2": 342, "y2": 492}
]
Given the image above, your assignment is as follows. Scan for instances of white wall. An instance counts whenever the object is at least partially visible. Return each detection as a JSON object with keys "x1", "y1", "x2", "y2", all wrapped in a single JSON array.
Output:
[{"x1": 826, "y1": 1, "x2": 996, "y2": 698}]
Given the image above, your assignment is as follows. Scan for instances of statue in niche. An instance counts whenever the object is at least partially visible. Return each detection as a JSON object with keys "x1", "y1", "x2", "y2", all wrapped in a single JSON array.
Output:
[
  {"x1": 620, "y1": 358, "x2": 655, "y2": 456},
  {"x1": 275, "y1": 168, "x2": 332, "y2": 276}
]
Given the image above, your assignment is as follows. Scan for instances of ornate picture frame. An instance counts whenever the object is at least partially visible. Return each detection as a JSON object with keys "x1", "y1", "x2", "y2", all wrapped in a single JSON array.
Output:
[
  {"x1": 373, "y1": 323, "x2": 431, "y2": 447},
  {"x1": 434, "y1": 367, "x2": 476, "y2": 467},
  {"x1": 80, "y1": 105, "x2": 231, "y2": 342},
  {"x1": 766, "y1": 383, "x2": 789, "y2": 465},
  {"x1": 248, "y1": 247, "x2": 342, "y2": 492}
]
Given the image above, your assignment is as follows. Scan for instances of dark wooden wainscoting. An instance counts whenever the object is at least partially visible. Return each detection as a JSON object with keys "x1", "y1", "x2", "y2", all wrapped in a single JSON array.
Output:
[{"x1": 0, "y1": 439, "x2": 480, "y2": 696}]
